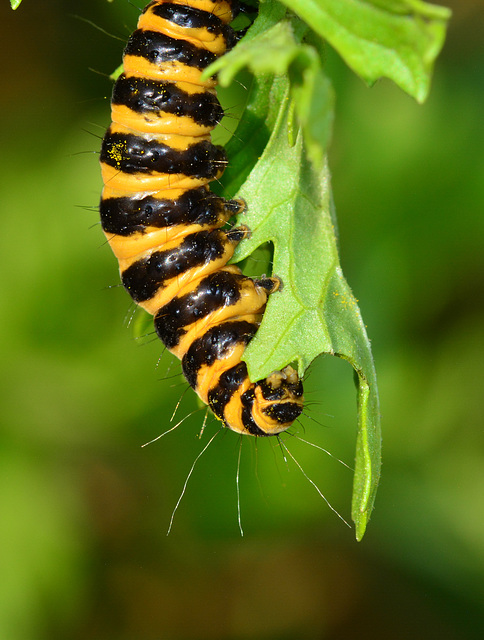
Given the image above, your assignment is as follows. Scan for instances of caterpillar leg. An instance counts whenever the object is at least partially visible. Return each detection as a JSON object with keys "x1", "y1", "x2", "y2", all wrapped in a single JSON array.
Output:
[
  {"x1": 226, "y1": 224, "x2": 250, "y2": 243},
  {"x1": 224, "y1": 198, "x2": 246, "y2": 216},
  {"x1": 254, "y1": 276, "x2": 281, "y2": 295}
]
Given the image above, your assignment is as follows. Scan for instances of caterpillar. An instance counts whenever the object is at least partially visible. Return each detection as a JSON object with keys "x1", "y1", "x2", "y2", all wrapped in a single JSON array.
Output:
[{"x1": 99, "y1": 0, "x2": 304, "y2": 436}]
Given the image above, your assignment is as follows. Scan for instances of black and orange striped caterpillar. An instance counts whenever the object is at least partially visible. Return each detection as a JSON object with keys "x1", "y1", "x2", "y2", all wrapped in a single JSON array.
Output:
[{"x1": 100, "y1": 0, "x2": 303, "y2": 436}]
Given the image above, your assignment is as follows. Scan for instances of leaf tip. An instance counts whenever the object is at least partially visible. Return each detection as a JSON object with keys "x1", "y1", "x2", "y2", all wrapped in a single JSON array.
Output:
[{"x1": 354, "y1": 511, "x2": 369, "y2": 542}]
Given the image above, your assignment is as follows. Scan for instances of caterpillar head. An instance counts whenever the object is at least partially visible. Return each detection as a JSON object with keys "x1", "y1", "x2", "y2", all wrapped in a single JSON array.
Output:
[
  {"x1": 244, "y1": 366, "x2": 304, "y2": 436},
  {"x1": 225, "y1": 366, "x2": 304, "y2": 436},
  {"x1": 209, "y1": 363, "x2": 304, "y2": 437}
]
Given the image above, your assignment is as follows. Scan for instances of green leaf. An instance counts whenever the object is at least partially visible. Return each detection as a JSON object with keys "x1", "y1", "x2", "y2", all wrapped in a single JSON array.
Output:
[
  {"x1": 209, "y1": 2, "x2": 381, "y2": 536},
  {"x1": 279, "y1": 0, "x2": 451, "y2": 102},
  {"x1": 229, "y1": 80, "x2": 380, "y2": 539},
  {"x1": 10, "y1": 0, "x2": 22, "y2": 8},
  {"x1": 207, "y1": 3, "x2": 334, "y2": 167},
  {"x1": 217, "y1": 72, "x2": 283, "y2": 195},
  {"x1": 363, "y1": 0, "x2": 450, "y2": 19}
]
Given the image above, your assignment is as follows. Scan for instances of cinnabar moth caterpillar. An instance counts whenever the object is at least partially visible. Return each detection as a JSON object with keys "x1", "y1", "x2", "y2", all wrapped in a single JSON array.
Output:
[{"x1": 100, "y1": 0, "x2": 304, "y2": 436}]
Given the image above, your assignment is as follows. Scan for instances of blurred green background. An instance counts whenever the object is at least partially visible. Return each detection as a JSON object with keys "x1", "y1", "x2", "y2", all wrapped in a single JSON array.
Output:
[{"x1": 1, "y1": 0, "x2": 483, "y2": 638}]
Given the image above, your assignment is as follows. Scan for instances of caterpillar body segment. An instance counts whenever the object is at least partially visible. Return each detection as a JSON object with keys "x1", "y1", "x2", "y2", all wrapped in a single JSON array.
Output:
[{"x1": 100, "y1": 0, "x2": 304, "y2": 436}]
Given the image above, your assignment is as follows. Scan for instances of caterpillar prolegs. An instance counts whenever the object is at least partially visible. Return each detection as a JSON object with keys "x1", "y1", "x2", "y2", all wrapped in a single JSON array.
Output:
[{"x1": 100, "y1": 0, "x2": 304, "y2": 436}]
